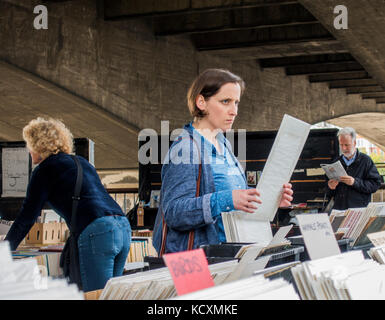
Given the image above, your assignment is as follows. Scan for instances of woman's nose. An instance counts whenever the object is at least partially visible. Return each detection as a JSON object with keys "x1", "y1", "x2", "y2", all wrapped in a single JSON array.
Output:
[{"x1": 229, "y1": 103, "x2": 238, "y2": 116}]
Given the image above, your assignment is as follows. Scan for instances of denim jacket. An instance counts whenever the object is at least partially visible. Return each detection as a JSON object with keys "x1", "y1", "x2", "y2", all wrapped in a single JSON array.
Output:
[{"x1": 152, "y1": 123, "x2": 246, "y2": 254}]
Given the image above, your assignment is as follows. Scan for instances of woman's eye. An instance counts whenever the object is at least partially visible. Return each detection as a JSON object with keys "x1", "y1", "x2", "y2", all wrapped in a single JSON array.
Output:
[{"x1": 222, "y1": 99, "x2": 230, "y2": 104}]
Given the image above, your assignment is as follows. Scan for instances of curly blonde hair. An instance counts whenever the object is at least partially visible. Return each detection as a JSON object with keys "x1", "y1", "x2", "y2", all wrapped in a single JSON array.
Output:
[{"x1": 23, "y1": 117, "x2": 74, "y2": 160}]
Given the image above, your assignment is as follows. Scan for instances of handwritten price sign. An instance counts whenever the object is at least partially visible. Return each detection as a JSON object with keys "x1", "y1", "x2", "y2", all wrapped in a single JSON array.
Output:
[{"x1": 163, "y1": 248, "x2": 214, "y2": 296}]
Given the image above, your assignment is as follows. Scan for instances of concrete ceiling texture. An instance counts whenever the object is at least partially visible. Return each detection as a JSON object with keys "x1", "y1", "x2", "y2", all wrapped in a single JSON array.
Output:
[
  {"x1": 0, "y1": 60, "x2": 140, "y2": 169},
  {"x1": 1, "y1": 0, "x2": 385, "y2": 169}
]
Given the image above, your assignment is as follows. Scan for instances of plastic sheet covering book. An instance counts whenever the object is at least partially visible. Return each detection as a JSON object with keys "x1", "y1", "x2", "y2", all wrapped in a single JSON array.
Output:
[
  {"x1": 0, "y1": 241, "x2": 83, "y2": 300},
  {"x1": 222, "y1": 115, "x2": 310, "y2": 243},
  {"x1": 172, "y1": 275, "x2": 299, "y2": 300},
  {"x1": 291, "y1": 250, "x2": 385, "y2": 300},
  {"x1": 99, "y1": 260, "x2": 239, "y2": 300}
]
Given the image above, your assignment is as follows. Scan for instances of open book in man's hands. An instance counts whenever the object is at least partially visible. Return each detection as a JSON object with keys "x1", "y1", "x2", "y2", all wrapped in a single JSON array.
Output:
[{"x1": 320, "y1": 160, "x2": 348, "y2": 181}]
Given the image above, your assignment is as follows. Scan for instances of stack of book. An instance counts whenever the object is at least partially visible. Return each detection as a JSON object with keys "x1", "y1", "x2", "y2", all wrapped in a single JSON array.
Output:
[
  {"x1": 0, "y1": 241, "x2": 83, "y2": 300},
  {"x1": 369, "y1": 245, "x2": 385, "y2": 264},
  {"x1": 12, "y1": 250, "x2": 63, "y2": 277},
  {"x1": 99, "y1": 260, "x2": 239, "y2": 300},
  {"x1": 132, "y1": 229, "x2": 153, "y2": 237},
  {"x1": 126, "y1": 236, "x2": 157, "y2": 263},
  {"x1": 329, "y1": 202, "x2": 385, "y2": 246},
  {"x1": 172, "y1": 274, "x2": 299, "y2": 300},
  {"x1": 291, "y1": 250, "x2": 385, "y2": 300}
]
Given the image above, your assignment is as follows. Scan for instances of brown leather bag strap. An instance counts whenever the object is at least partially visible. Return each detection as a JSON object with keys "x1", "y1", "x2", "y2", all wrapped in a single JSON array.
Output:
[
  {"x1": 159, "y1": 137, "x2": 202, "y2": 256},
  {"x1": 187, "y1": 156, "x2": 202, "y2": 250},
  {"x1": 159, "y1": 214, "x2": 168, "y2": 256}
]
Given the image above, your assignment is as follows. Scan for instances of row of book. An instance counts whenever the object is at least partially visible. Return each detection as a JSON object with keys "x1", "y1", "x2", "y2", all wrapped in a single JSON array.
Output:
[
  {"x1": 99, "y1": 241, "x2": 302, "y2": 300},
  {"x1": 291, "y1": 250, "x2": 385, "y2": 300},
  {"x1": 329, "y1": 202, "x2": 385, "y2": 247},
  {"x1": 12, "y1": 250, "x2": 63, "y2": 277},
  {"x1": 126, "y1": 236, "x2": 157, "y2": 263},
  {"x1": 100, "y1": 260, "x2": 238, "y2": 300},
  {"x1": 0, "y1": 241, "x2": 83, "y2": 300},
  {"x1": 100, "y1": 259, "x2": 302, "y2": 300},
  {"x1": 173, "y1": 273, "x2": 298, "y2": 300},
  {"x1": 369, "y1": 244, "x2": 385, "y2": 264}
]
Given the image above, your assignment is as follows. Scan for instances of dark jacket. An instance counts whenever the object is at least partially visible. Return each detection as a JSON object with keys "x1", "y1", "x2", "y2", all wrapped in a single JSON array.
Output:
[
  {"x1": 328, "y1": 150, "x2": 382, "y2": 210},
  {"x1": 5, "y1": 152, "x2": 125, "y2": 250}
]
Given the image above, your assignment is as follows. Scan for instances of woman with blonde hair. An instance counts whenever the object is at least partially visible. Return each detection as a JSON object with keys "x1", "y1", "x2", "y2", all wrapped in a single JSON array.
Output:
[{"x1": 5, "y1": 117, "x2": 131, "y2": 292}]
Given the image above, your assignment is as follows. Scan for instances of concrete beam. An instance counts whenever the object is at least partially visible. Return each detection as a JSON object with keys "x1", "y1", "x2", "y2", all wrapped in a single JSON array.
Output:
[
  {"x1": 286, "y1": 61, "x2": 363, "y2": 75},
  {"x1": 362, "y1": 93, "x2": 385, "y2": 99},
  {"x1": 346, "y1": 86, "x2": 385, "y2": 94},
  {"x1": 152, "y1": 3, "x2": 317, "y2": 36},
  {"x1": 328, "y1": 79, "x2": 378, "y2": 89},
  {"x1": 259, "y1": 53, "x2": 353, "y2": 68},
  {"x1": 104, "y1": 0, "x2": 299, "y2": 19},
  {"x1": 308, "y1": 71, "x2": 369, "y2": 83},
  {"x1": 193, "y1": 23, "x2": 333, "y2": 51},
  {"x1": 208, "y1": 40, "x2": 347, "y2": 60}
]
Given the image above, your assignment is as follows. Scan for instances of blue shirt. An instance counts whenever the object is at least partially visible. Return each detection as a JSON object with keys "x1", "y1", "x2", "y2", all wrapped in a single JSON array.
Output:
[
  {"x1": 342, "y1": 150, "x2": 357, "y2": 167},
  {"x1": 189, "y1": 124, "x2": 247, "y2": 243}
]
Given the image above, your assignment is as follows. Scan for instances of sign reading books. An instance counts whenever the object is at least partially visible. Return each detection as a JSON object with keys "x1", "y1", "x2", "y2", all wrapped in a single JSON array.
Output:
[
  {"x1": 297, "y1": 213, "x2": 341, "y2": 260},
  {"x1": 163, "y1": 248, "x2": 214, "y2": 296}
]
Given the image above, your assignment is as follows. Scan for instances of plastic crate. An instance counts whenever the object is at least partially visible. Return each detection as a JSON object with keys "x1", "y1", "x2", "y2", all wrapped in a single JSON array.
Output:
[
  {"x1": 200, "y1": 243, "x2": 303, "y2": 268},
  {"x1": 143, "y1": 255, "x2": 236, "y2": 270},
  {"x1": 265, "y1": 246, "x2": 303, "y2": 267},
  {"x1": 349, "y1": 242, "x2": 374, "y2": 259},
  {"x1": 143, "y1": 256, "x2": 165, "y2": 270},
  {"x1": 200, "y1": 244, "x2": 241, "y2": 258}
]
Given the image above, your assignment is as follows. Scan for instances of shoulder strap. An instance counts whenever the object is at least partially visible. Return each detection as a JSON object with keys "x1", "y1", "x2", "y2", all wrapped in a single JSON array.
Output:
[
  {"x1": 159, "y1": 136, "x2": 201, "y2": 256},
  {"x1": 70, "y1": 155, "x2": 83, "y2": 234}
]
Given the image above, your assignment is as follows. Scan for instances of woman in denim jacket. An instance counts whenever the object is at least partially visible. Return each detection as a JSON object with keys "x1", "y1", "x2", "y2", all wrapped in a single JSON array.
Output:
[
  {"x1": 153, "y1": 69, "x2": 293, "y2": 254},
  {"x1": 5, "y1": 117, "x2": 131, "y2": 292}
]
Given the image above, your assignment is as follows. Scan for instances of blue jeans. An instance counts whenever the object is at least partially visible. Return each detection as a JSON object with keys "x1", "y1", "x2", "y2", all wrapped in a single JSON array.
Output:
[{"x1": 77, "y1": 215, "x2": 131, "y2": 292}]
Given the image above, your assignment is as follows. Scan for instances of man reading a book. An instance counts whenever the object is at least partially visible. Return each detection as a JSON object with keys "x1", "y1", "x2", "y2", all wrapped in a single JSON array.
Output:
[{"x1": 327, "y1": 127, "x2": 382, "y2": 210}]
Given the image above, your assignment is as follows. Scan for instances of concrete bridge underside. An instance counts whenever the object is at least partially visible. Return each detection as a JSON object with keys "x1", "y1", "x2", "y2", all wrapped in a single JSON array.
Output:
[{"x1": 0, "y1": 0, "x2": 385, "y2": 169}]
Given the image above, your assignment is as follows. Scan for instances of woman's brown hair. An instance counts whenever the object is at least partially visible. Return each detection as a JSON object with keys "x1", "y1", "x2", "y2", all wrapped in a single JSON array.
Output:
[{"x1": 187, "y1": 68, "x2": 245, "y2": 118}]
